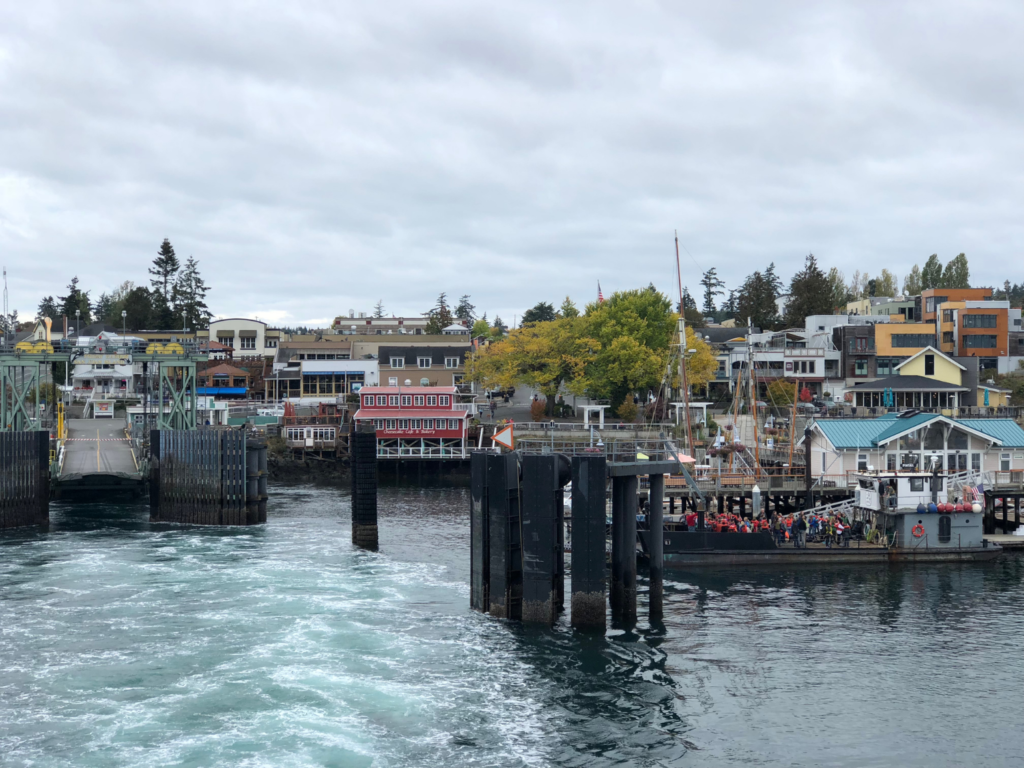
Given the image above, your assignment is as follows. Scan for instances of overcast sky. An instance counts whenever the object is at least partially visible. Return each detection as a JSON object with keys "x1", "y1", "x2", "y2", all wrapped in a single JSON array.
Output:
[{"x1": 1, "y1": 1, "x2": 1021, "y2": 327}]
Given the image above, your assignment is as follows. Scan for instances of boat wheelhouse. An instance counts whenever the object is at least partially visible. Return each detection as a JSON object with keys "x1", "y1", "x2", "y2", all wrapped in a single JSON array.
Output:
[{"x1": 353, "y1": 385, "x2": 470, "y2": 458}]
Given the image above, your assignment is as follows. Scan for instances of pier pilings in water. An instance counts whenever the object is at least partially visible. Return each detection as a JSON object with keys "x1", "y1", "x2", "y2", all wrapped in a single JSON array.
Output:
[
  {"x1": 350, "y1": 424, "x2": 378, "y2": 550},
  {"x1": 149, "y1": 429, "x2": 268, "y2": 525},
  {"x1": 570, "y1": 455, "x2": 607, "y2": 630},
  {"x1": 0, "y1": 431, "x2": 49, "y2": 529},
  {"x1": 519, "y1": 454, "x2": 570, "y2": 624}
]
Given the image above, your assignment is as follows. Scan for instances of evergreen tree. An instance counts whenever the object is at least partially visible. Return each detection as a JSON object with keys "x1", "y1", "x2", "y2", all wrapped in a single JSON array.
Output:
[
  {"x1": 424, "y1": 293, "x2": 454, "y2": 334},
  {"x1": 122, "y1": 287, "x2": 155, "y2": 331},
  {"x1": 903, "y1": 265, "x2": 922, "y2": 296},
  {"x1": 372, "y1": 300, "x2": 386, "y2": 318},
  {"x1": 735, "y1": 269, "x2": 779, "y2": 331},
  {"x1": 521, "y1": 301, "x2": 556, "y2": 325},
  {"x1": 764, "y1": 262, "x2": 783, "y2": 298},
  {"x1": 560, "y1": 297, "x2": 579, "y2": 319},
  {"x1": 150, "y1": 239, "x2": 181, "y2": 302},
  {"x1": 941, "y1": 253, "x2": 970, "y2": 289},
  {"x1": 921, "y1": 254, "x2": 943, "y2": 290},
  {"x1": 58, "y1": 277, "x2": 92, "y2": 327},
  {"x1": 174, "y1": 256, "x2": 212, "y2": 331},
  {"x1": 783, "y1": 254, "x2": 831, "y2": 327},
  {"x1": 722, "y1": 289, "x2": 738, "y2": 319},
  {"x1": 454, "y1": 294, "x2": 476, "y2": 322},
  {"x1": 93, "y1": 292, "x2": 115, "y2": 325},
  {"x1": 36, "y1": 296, "x2": 60, "y2": 323},
  {"x1": 492, "y1": 316, "x2": 508, "y2": 338},
  {"x1": 700, "y1": 268, "x2": 725, "y2": 316}
]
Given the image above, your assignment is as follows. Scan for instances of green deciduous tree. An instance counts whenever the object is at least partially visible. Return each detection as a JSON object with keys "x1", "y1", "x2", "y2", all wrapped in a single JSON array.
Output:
[
  {"x1": 921, "y1": 254, "x2": 943, "y2": 290},
  {"x1": 825, "y1": 268, "x2": 850, "y2": 312},
  {"x1": 875, "y1": 269, "x2": 898, "y2": 298},
  {"x1": 941, "y1": 253, "x2": 970, "y2": 289},
  {"x1": 903, "y1": 265, "x2": 922, "y2": 296}
]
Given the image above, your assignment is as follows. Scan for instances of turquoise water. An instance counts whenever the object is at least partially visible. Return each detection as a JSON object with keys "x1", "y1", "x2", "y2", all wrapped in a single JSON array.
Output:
[{"x1": 2, "y1": 484, "x2": 1023, "y2": 767}]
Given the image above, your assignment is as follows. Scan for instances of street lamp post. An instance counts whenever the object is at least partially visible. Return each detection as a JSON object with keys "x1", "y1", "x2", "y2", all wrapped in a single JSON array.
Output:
[
  {"x1": 122, "y1": 309, "x2": 127, "y2": 337},
  {"x1": 75, "y1": 309, "x2": 80, "y2": 340}
]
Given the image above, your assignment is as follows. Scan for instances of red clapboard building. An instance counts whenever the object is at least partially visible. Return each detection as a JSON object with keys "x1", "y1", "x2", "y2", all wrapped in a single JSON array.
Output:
[{"x1": 353, "y1": 385, "x2": 469, "y2": 458}]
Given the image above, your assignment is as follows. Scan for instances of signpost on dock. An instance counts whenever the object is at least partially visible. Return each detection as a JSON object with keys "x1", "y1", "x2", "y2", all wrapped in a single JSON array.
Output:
[{"x1": 492, "y1": 424, "x2": 514, "y2": 451}]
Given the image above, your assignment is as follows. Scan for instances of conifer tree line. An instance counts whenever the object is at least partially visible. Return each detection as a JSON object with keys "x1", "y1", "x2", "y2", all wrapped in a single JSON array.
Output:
[
  {"x1": 676, "y1": 251, "x2": 1020, "y2": 332},
  {"x1": 34, "y1": 239, "x2": 212, "y2": 333}
]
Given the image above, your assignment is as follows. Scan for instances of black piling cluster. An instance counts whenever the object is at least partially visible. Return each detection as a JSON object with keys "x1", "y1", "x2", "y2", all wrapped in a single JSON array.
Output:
[
  {"x1": 350, "y1": 425, "x2": 378, "y2": 549},
  {"x1": 0, "y1": 431, "x2": 49, "y2": 529}
]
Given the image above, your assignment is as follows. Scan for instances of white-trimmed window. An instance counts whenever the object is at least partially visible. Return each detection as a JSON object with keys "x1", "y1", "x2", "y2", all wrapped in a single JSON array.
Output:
[
  {"x1": 373, "y1": 419, "x2": 385, "y2": 430},
  {"x1": 445, "y1": 357, "x2": 459, "y2": 369},
  {"x1": 401, "y1": 395, "x2": 412, "y2": 406},
  {"x1": 389, "y1": 395, "x2": 399, "y2": 406},
  {"x1": 388, "y1": 377, "x2": 398, "y2": 386},
  {"x1": 390, "y1": 357, "x2": 405, "y2": 368},
  {"x1": 240, "y1": 337, "x2": 256, "y2": 350},
  {"x1": 386, "y1": 419, "x2": 396, "y2": 430},
  {"x1": 398, "y1": 419, "x2": 409, "y2": 430},
  {"x1": 858, "y1": 454, "x2": 868, "y2": 471},
  {"x1": 418, "y1": 357, "x2": 432, "y2": 368},
  {"x1": 412, "y1": 419, "x2": 422, "y2": 429},
  {"x1": 447, "y1": 419, "x2": 459, "y2": 430},
  {"x1": 1002, "y1": 453, "x2": 1011, "y2": 471},
  {"x1": 376, "y1": 395, "x2": 387, "y2": 406},
  {"x1": 414, "y1": 395, "x2": 424, "y2": 406},
  {"x1": 424, "y1": 419, "x2": 434, "y2": 429},
  {"x1": 426, "y1": 395, "x2": 437, "y2": 406},
  {"x1": 363, "y1": 395, "x2": 373, "y2": 407},
  {"x1": 439, "y1": 395, "x2": 450, "y2": 406}
]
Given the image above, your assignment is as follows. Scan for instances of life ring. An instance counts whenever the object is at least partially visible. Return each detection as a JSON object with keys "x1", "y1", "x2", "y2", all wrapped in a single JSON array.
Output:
[{"x1": 912, "y1": 524, "x2": 925, "y2": 538}]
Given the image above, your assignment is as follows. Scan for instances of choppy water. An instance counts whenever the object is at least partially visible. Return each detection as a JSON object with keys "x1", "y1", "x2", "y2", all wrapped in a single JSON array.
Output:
[{"x1": 2, "y1": 484, "x2": 1023, "y2": 767}]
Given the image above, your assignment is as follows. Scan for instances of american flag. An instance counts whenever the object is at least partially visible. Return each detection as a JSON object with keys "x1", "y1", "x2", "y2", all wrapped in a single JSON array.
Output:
[{"x1": 597, "y1": 281, "x2": 604, "y2": 303}]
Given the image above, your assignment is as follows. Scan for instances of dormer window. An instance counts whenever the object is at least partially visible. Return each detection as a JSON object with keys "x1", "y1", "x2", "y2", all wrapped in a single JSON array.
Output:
[
  {"x1": 418, "y1": 357, "x2": 432, "y2": 368},
  {"x1": 390, "y1": 357, "x2": 405, "y2": 369},
  {"x1": 924, "y1": 354, "x2": 934, "y2": 376}
]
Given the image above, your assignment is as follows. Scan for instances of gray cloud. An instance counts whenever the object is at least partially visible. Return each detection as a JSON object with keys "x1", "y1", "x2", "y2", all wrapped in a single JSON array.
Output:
[{"x1": 1, "y1": 0, "x2": 1021, "y2": 325}]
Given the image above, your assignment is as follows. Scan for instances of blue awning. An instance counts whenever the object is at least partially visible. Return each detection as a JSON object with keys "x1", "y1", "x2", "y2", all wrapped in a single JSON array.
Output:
[{"x1": 197, "y1": 387, "x2": 247, "y2": 395}]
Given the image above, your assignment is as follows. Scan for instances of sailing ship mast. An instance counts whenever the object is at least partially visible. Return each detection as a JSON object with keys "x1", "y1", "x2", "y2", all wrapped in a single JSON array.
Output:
[{"x1": 674, "y1": 233, "x2": 694, "y2": 456}]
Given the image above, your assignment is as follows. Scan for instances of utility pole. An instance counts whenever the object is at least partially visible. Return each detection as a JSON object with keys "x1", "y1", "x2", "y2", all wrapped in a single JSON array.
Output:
[{"x1": 674, "y1": 233, "x2": 693, "y2": 455}]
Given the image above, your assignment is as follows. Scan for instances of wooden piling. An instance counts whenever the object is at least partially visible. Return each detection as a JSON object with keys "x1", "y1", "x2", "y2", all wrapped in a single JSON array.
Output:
[
  {"x1": 648, "y1": 473, "x2": 665, "y2": 620},
  {"x1": 350, "y1": 424, "x2": 378, "y2": 549},
  {"x1": 571, "y1": 455, "x2": 606, "y2": 631}
]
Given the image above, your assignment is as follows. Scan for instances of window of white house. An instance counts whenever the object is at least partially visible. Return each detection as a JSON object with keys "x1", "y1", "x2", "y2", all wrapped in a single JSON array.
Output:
[
  {"x1": 426, "y1": 395, "x2": 437, "y2": 406},
  {"x1": 418, "y1": 357, "x2": 432, "y2": 368},
  {"x1": 265, "y1": 339, "x2": 277, "y2": 348},
  {"x1": 424, "y1": 419, "x2": 434, "y2": 429},
  {"x1": 858, "y1": 454, "x2": 868, "y2": 470},
  {"x1": 439, "y1": 395, "x2": 450, "y2": 406},
  {"x1": 239, "y1": 337, "x2": 256, "y2": 350},
  {"x1": 376, "y1": 395, "x2": 387, "y2": 406},
  {"x1": 886, "y1": 454, "x2": 897, "y2": 470},
  {"x1": 386, "y1": 419, "x2": 396, "y2": 430},
  {"x1": 363, "y1": 395, "x2": 373, "y2": 406},
  {"x1": 414, "y1": 395, "x2": 424, "y2": 406},
  {"x1": 808, "y1": 361, "x2": 815, "y2": 374},
  {"x1": 448, "y1": 419, "x2": 459, "y2": 429},
  {"x1": 401, "y1": 395, "x2": 412, "y2": 406},
  {"x1": 972, "y1": 453, "x2": 981, "y2": 472},
  {"x1": 1002, "y1": 453, "x2": 1011, "y2": 471},
  {"x1": 217, "y1": 335, "x2": 234, "y2": 348},
  {"x1": 445, "y1": 357, "x2": 459, "y2": 369},
  {"x1": 388, "y1": 395, "x2": 399, "y2": 406},
  {"x1": 390, "y1": 357, "x2": 405, "y2": 368}
]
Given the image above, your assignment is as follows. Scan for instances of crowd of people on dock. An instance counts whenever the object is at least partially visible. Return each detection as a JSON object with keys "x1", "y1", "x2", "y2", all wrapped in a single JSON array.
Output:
[{"x1": 663, "y1": 508, "x2": 863, "y2": 547}]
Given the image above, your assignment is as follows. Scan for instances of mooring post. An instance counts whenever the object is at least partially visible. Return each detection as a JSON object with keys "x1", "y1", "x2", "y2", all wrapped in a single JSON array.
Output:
[
  {"x1": 350, "y1": 423, "x2": 378, "y2": 549},
  {"x1": 470, "y1": 452, "x2": 490, "y2": 613},
  {"x1": 571, "y1": 454, "x2": 606, "y2": 631},
  {"x1": 648, "y1": 473, "x2": 665, "y2": 620},
  {"x1": 618, "y1": 474, "x2": 638, "y2": 623},
  {"x1": 487, "y1": 452, "x2": 521, "y2": 620},
  {"x1": 610, "y1": 475, "x2": 625, "y2": 614},
  {"x1": 521, "y1": 454, "x2": 558, "y2": 624}
]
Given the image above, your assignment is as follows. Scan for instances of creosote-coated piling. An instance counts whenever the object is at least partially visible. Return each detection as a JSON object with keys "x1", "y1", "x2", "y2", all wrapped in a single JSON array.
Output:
[
  {"x1": 350, "y1": 423, "x2": 378, "y2": 549},
  {"x1": 570, "y1": 455, "x2": 607, "y2": 630}
]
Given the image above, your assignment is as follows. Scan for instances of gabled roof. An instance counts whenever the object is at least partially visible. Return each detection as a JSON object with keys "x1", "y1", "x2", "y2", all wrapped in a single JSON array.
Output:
[
  {"x1": 957, "y1": 419, "x2": 1024, "y2": 448},
  {"x1": 811, "y1": 414, "x2": 1018, "y2": 449},
  {"x1": 203, "y1": 363, "x2": 250, "y2": 377},
  {"x1": 894, "y1": 346, "x2": 965, "y2": 372},
  {"x1": 851, "y1": 375, "x2": 967, "y2": 392}
]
